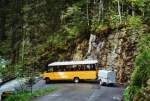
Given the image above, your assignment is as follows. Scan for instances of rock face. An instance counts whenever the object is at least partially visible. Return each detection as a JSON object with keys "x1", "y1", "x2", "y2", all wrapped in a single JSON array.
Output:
[
  {"x1": 73, "y1": 29, "x2": 137, "y2": 83},
  {"x1": 73, "y1": 39, "x2": 88, "y2": 60}
]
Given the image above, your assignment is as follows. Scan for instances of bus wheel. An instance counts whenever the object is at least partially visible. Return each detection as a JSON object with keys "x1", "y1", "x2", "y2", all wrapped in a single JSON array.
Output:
[
  {"x1": 74, "y1": 77, "x2": 79, "y2": 83},
  {"x1": 45, "y1": 78, "x2": 50, "y2": 84}
]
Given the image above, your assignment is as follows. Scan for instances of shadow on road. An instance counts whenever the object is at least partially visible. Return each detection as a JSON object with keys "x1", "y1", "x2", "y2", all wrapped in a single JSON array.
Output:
[
  {"x1": 46, "y1": 80, "x2": 98, "y2": 84},
  {"x1": 45, "y1": 80, "x2": 120, "y2": 88}
]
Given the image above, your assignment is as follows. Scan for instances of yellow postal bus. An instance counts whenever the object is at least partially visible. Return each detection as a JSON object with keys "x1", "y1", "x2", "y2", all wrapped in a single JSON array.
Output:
[{"x1": 42, "y1": 60, "x2": 99, "y2": 83}]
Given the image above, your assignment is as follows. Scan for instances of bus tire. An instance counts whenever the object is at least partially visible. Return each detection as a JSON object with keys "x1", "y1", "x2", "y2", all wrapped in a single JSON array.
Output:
[
  {"x1": 45, "y1": 77, "x2": 50, "y2": 84},
  {"x1": 73, "y1": 77, "x2": 79, "y2": 83}
]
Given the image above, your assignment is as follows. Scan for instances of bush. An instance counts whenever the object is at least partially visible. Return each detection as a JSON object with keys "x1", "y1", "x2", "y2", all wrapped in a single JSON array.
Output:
[
  {"x1": 124, "y1": 86, "x2": 141, "y2": 101},
  {"x1": 5, "y1": 87, "x2": 56, "y2": 101},
  {"x1": 124, "y1": 34, "x2": 150, "y2": 101},
  {"x1": 128, "y1": 16, "x2": 143, "y2": 29}
]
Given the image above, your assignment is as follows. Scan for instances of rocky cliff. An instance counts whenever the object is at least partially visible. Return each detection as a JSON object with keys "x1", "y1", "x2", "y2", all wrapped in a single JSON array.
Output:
[{"x1": 73, "y1": 27, "x2": 138, "y2": 83}]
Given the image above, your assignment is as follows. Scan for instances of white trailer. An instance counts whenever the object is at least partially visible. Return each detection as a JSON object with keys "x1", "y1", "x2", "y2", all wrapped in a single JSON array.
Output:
[{"x1": 98, "y1": 70, "x2": 116, "y2": 86}]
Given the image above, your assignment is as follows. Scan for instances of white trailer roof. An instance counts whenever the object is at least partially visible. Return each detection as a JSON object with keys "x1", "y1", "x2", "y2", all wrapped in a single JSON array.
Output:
[{"x1": 48, "y1": 60, "x2": 98, "y2": 66}]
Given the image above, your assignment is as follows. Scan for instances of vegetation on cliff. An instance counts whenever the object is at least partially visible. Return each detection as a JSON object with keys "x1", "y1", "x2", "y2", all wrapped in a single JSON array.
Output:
[{"x1": 124, "y1": 33, "x2": 150, "y2": 101}]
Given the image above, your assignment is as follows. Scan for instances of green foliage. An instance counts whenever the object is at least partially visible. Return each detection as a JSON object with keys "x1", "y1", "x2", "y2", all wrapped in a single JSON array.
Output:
[
  {"x1": 0, "y1": 57, "x2": 10, "y2": 78},
  {"x1": 133, "y1": 86, "x2": 150, "y2": 101},
  {"x1": 61, "y1": 0, "x2": 89, "y2": 38},
  {"x1": 129, "y1": 0, "x2": 145, "y2": 7},
  {"x1": 64, "y1": 26, "x2": 79, "y2": 39},
  {"x1": 124, "y1": 87, "x2": 130, "y2": 101},
  {"x1": 138, "y1": 33, "x2": 150, "y2": 52},
  {"x1": 124, "y1": 86, "x2": 141, "y2": 101},
  {"x1": 5, "y1": 87, "x2": 56, "y2": 101},
  {"x1": 94, "y1": 24, "x2": 109, "y2": 32},
  {"x1": 62, "y1": 5, "x2": 81, "y2": 19},
  {"x1": 128, "y1": 16, "x2": 143, "y2": 29},
  {"x1": 47, "y1": 34, "x2": 68, "y2": 50},
  {"x1": 110, "y1": 14, "x2": 121, "y2": 27},
  {"x1": 131, "y1": 49, "x2": 150, "y2": 87},
  {"x1": 0, "y1": 41, "x2": 11, "y2": 56},
  {"x1": 124, "y1": 34, "x2": 150, "y2": 100}
]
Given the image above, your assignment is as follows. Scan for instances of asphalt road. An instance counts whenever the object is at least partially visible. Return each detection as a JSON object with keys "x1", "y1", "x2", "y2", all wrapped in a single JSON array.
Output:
[{"x1": 32, "y1": 80, "x2": 124, "y2": 101}]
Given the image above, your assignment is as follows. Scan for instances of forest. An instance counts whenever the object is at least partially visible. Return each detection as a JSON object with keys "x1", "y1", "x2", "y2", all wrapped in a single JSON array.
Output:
[{"x1": 0, "y1": 0, "x2": 150, "y2": 101}]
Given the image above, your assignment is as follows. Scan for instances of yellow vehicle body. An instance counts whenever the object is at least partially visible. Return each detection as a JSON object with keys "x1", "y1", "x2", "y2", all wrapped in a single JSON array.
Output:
[{"x1": 42, "y1": 71, "x2": 97, "y2": 80}]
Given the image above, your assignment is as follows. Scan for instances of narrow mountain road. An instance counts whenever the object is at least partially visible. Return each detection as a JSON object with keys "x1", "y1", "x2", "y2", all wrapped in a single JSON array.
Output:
[{"x1": 32, "y1": 80, "x2": 124, "y2": 101}]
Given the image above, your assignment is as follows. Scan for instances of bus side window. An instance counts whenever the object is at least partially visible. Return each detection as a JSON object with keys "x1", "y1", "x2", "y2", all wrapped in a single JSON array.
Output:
[
  {"x1": 84, "y1": 65, "x2": 86, "y2": 71},
  {"x1": 53, "y1": 67, "x2": 57, "y2": 72},
  {"x1": 68, "y1": 67, "x2": 72, "y2": 71},
  {"x1": 94, "y1": 64, "x2": 96, "y2": 70},
  {"x1": 66, "y1": 67, "x2": 69, "y2": 71},
  {"x1": 47, "y1": 67, "x2": 53, "y2": 72},
  {"x1": 87, "y1": 65, "x2": 90, "y2": 71},
  {"x1": 81, "y1": 65, "x2": 84, "y2": 71},
  {"x1": 91, "y1": 64, "x2": 96, "y2": 70},
  {"x1": 90, "y1": 64, "x2": 93, "y2": 70},
  {"x1": 61, "y1": 66, "x2": 66, "y2": 72},
  {"x1": 78, "y1": 65, "x2": 81, "y2": 71},
  {"x1": 60, "y1": 67, "x2": 64, "y2": 71},
  {"x1": 68, "y1": 66, "x2": 73, "y2": 71},
  {"x1": 44, "y1": 66, "x2": 48, "y2": 72},
  {"x1": 83, "y1": 66, "x2": 86, "y2": 71},
  {"x1": 72, "y1": 67, "x2": 74, "y2": 71}
]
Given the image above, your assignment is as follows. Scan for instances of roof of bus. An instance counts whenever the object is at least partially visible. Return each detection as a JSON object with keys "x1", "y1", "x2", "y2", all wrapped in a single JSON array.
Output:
[{"x1": 48, "y1": 60, "x2": 98, "y2": 66}]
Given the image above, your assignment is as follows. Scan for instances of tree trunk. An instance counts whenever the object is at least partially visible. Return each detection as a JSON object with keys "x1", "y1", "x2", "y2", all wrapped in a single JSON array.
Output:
[
  {"x1": 0, "y1": 0, "x2": 6, "y2": 41},
  {"x1": 98, "y1": 0, "x2": 102, "y2": 23},
  {"x1": 117, "y1": 0, "x2": 122, "y2": 23},
  {"x1": 101, "y1": 0, "x2": 104, "y2": 23},
  {"x1": 0, "y1": 14, "x2": 6, "y2": 41},
  {"x1": 93, "y1": 0, "x2": 96, "y2": 4},
  {"x1": 131, "y1": 2, "x2": 135, "y2": 16},
  {"x1": 86, "y1": 0, "x2": 89, "y2": 26}
]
